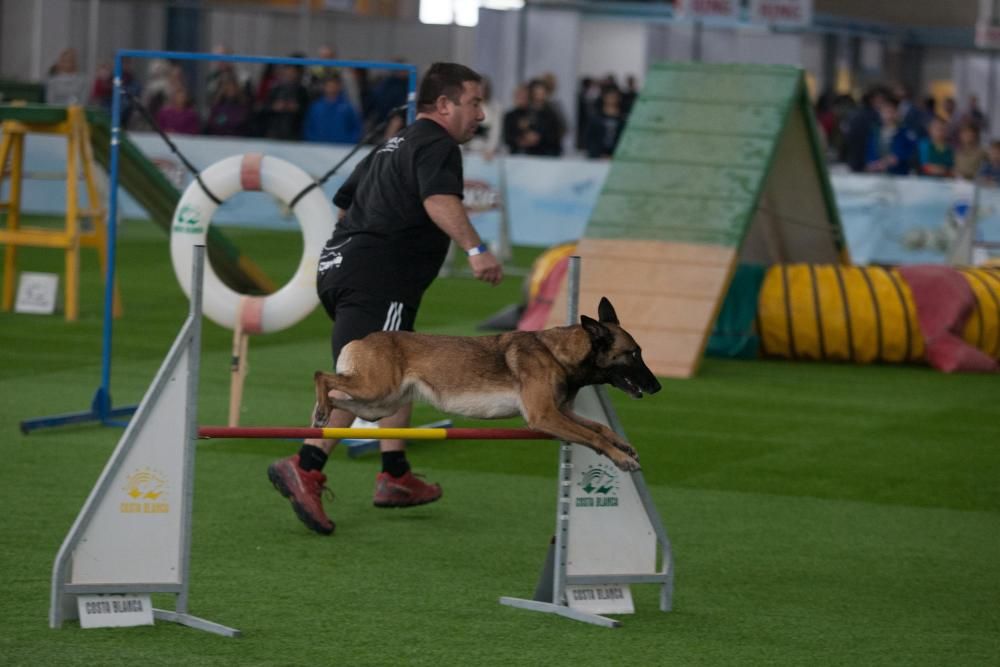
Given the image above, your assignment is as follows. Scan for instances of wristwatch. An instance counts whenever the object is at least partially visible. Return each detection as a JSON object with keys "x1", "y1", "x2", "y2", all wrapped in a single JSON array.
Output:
[{"x1": 466, "y1": 243, "x2": 489, "y2": 257}]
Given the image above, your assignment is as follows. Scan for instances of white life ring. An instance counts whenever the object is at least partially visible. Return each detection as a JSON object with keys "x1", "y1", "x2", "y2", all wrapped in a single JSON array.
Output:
[{"x1": 170, "y1": 154, "x2": 336, "y2": 333}]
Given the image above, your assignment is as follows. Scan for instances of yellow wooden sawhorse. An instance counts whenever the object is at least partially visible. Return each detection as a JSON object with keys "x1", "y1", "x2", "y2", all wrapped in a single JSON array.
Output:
[{"x1": 0, "y1": 105, "x2": 121, "y2": 321}]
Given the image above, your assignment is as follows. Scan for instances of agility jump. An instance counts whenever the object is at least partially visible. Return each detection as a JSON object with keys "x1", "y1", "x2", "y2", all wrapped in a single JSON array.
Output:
[{"x1": 47, "y1": 46, "x2": 671, "y2": 638}]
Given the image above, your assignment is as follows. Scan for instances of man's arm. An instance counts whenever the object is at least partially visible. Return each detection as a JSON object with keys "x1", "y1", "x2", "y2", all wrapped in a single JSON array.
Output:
[{"x1": 423, "y1": 194, "x2": 503, "y2": 286}]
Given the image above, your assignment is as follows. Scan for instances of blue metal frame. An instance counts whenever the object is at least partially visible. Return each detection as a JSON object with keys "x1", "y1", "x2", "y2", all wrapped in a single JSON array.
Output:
[{"x1": 20, "y1": 49, "x2": 418, "y2": 434}]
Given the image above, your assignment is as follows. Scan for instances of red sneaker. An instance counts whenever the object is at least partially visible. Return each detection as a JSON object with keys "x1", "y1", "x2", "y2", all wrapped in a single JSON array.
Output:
[
  {"x1": 267, "y1": 455, "x2": 335, "y2": 535},
  {"x1": 373, "y1": 471, "x2": 443, "y2": 508}
]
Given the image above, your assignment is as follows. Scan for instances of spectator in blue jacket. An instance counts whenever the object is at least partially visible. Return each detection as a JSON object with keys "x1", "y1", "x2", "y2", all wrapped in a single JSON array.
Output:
[
  {"x1": 866, "y1": 97, "x2": 919, "y2": 175},
  {"x1": 303, "y1": 75, "x2": 362, "y2": 144}
]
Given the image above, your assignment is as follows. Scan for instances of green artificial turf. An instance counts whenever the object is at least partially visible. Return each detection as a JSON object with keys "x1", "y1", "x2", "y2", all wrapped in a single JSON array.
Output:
[{"x1": 1, "y1": 219, "x2": 998, "y2": 666}]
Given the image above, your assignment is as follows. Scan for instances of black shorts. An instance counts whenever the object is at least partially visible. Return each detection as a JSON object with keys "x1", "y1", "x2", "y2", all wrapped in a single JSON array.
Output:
[{"x1": 319, "y1": 286, "x2": 417, "y2": 364}]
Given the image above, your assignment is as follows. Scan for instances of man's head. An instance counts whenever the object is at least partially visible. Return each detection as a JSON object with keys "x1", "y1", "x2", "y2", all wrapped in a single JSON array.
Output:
[
  {"x1": 989, "y1": 140, "x2": 1000, "y2": 163},
  {"x1": 928, "y1": 116, "x2": 948, "y2": 143},
  {"x1": 877, "y1": 97, "x2": 899, "y2": 126},
  {"x1": 322, "y1": 75, "x2": 343, "y2": 100},
  {"x1": 528, "y1": 79, "x2": 549, "y2": 107},
  {"x1": 278, "y1": 64, "x2": 301, "y2": 84},
  {"x1": 958, "y1": 123, "x2": 980, "y2": 148},
  {"x1": 601, "y1": 87, "x2": 621, "y2": 112},
  {"x1": 512, "y1": 84, "x2": 529, "y2": 109},
  {"x1": 417, "y1": 62, "x2": 484, "y2": 143}
]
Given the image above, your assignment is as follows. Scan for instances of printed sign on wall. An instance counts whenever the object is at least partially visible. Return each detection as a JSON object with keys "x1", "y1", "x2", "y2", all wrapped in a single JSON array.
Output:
[
  {"x1": 977, "y1": 0, "x2": 1000, "y2": 49},
  {"x1": 674, "y1": 0, "x2": 741, "y2": 21},
  {"x1": 749, "y1": 0, "x2": 813, "y2": 27}
]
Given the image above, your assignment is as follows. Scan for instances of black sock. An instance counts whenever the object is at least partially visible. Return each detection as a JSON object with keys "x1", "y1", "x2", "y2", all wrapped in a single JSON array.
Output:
[
  {"x1": 297, "y1": 444, "x2": 328, "y2": 472},
  {"x1": 381, "y1": 450, "x2": 410, "y2": 478}
]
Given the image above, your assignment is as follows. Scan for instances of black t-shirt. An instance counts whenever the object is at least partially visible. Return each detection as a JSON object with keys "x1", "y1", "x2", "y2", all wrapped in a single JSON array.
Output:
[{"x1": 317, "y1": 118, "x2": 464, "y2": 307}]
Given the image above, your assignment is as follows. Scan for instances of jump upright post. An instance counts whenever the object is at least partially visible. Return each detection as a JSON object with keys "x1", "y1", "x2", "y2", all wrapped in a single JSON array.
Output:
[
  {"x1": 498, "y1": 256, "x2": 674, "y2": 627},
  {"x1": 21, "y1": 49, "x2": 418, "y2": 435},
  {"x1": 50, "y1": 246, "x2": 242, "y2": 636}
]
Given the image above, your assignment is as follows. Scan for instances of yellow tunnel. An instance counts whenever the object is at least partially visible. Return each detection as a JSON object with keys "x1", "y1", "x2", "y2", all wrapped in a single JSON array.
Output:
[{"x1": 757, "y1": 265, "x2": 1000, "y2": 364}]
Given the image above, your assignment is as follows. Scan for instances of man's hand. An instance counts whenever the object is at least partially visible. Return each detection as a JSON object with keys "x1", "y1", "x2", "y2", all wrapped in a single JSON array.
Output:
[
  {"x1": 469, "y1": 250, "x2": 503, "y2": 286},
  {"x1": 424, "y1": 194, "x2": 504, "y2": 286}
]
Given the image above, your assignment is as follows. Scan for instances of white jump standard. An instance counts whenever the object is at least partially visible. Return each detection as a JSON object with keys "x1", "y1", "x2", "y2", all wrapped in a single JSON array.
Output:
[
  {"x1": 50, "y1": 246, "x2": 239, "y2": 637},
  {"x1": 499, "y1": 256, "x2": 674, "y2": 628}
]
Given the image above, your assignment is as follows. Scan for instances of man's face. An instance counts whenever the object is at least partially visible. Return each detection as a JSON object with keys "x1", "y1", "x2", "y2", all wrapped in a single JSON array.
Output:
[
  {"x1": 878, "y1": 103, "x2": 898, "y2": 126},
  {"x1": 443, "y1": 81, "x2": 485, "y2": 144},
  {"x1": 323, "y1": 79, "x2": 342, "y2": 99},
  {"x1": 929, "y1": 119, "x2": 947, "y2": 142}
]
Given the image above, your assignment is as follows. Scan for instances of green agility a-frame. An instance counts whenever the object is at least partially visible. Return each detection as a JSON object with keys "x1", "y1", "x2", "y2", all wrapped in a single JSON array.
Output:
[{"x1": 548, "y1": 62, "x2": 849, "y2": 377}]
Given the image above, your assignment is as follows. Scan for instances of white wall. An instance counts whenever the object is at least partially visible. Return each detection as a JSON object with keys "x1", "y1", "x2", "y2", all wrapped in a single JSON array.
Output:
[
  {"x1": 923, "y1": 48, "x2": 955, "y2": 85},
  {"x1": 474, "y1": 8, "x2": 522, "y2": 110},
  {"x1": 206, "y1": 7, "x2": 472, "y2": 70},
  {"x1": 577, "y1": 18, "x2": 647, "y2": 84},
  {"x1": 799, "y1": 33, "x2": 824, "y2": 88},
  {"x1": 1, "y1": 0, "x2": 73, "y2": 80},
  {"x1": 0, "y1": 0, "x2": 472, "y2": 82},
  {"x1": 953, "y1": 53, "x2": 1000, "y2": 139},
  {"x1": 522, "y1": 6, "x2": 580, "y2": 151},
  {"x1": 700, "y1": 25, "x2": 803, "y2": 66}
]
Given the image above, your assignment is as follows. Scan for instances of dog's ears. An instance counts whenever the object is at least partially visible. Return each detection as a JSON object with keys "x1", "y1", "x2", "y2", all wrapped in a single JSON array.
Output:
[
  {"x1": 581, "y1": 314, "x2": 611, "y2": 345},
  {"x1": 598, "y1": 297, "x2": 619, "y2": 325}
]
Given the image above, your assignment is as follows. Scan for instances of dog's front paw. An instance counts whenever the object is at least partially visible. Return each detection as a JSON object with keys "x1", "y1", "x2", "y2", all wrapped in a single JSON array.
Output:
[
  {"x1": 609, "y1": 449, "x2": 641, "y2": 472},
  {"x1": 612, "y1": 439, "x2": 639, "y2": 461}
]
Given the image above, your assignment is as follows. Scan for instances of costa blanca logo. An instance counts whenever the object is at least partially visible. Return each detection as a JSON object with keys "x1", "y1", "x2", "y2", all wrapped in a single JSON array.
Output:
[
  {"x1": 120, "y1": 468, "x2": 170, "y2": 514},
  {"x1": 463, "y1": 179, "x2": 500, "y2": 214},
  {"x1": 172, "y1": 204, "x2": 204, "y2": 234},
  {"x1": 576, "y1": 463, "x2": 619, "y2": 508}
]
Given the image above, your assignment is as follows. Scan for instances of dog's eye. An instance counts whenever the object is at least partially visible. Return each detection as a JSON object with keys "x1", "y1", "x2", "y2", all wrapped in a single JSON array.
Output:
[{"x1": 630, "y1": 349, "x2": 640, "y2": 359}]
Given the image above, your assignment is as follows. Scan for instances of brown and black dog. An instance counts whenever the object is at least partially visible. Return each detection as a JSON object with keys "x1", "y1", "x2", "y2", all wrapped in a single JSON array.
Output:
[{"x1": 312, "y1": 297, "x2": 661, "y2": 471}]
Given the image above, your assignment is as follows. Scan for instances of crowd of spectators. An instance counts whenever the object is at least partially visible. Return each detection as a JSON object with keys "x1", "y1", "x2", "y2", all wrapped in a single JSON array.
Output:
[
  {"x1": 815, "y1": 84, "x2": 1000, "y2": 184},
  {"x1": 43, "y1": 47, "x2": 643, "y2": 158},
  {"x1": 498, "y1": 71, "x2": 639, "y2": 159},
  {"x1": 44, "y1": 46, "x2": 408, "y2": 146},
  {"x1": 48, "y1": 45, "x2": 995, "y2": 180}
]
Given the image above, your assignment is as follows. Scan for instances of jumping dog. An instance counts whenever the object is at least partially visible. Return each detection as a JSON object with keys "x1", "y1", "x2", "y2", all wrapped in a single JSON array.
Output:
[{"x1": 312, "y1": 297, "x2": 661, "y2": 471}]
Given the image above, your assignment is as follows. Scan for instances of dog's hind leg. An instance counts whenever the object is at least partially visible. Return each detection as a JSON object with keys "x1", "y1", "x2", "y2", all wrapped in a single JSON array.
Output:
[
  {"x1": 312, "y1": 371, "x2": 335, "y2": 426},
  {"x1": 313, "y1": 370, "x2": 406, "y2": 422},
  {"x1": 520, "y1": 383, "x2": 639, "y2": 471}
]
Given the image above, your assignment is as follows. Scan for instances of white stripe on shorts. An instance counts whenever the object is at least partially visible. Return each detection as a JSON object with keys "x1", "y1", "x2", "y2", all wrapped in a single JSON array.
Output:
[{"x1": 382, "y1": 301, "x2": 403, "y2": 331}]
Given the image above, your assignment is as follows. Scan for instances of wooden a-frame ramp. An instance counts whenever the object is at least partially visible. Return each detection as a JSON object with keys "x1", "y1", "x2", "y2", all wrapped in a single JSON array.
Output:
[{"x1": 547, "y1": 62, "x2": 849, "y2": 377}]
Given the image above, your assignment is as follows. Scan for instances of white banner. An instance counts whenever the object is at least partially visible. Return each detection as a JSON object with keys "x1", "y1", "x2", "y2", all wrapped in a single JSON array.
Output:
[{"x1": 8, "y1": 132, "x2": 1000, "y2": 261}]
